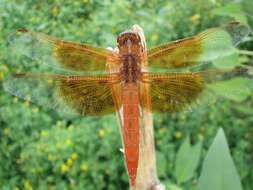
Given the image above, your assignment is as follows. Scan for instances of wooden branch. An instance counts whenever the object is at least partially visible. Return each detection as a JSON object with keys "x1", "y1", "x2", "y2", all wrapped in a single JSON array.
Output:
[{"x1": 107, "y1": 25, "x2": 165, "y2": 190}]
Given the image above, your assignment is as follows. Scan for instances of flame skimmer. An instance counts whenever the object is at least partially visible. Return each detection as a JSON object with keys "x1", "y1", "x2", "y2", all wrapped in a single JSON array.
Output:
[{"x1": 3, "y1": 22, "x2": 251, "y2": 187}]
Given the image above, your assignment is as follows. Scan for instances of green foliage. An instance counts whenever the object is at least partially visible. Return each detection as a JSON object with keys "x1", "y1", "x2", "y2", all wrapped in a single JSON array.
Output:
[
  {"x1": 174, "y1": 137, "x2": 202, "y2": 183},
  {"x1": 197, "y1": 128, "x2": 243, "y2": 190},
  {"x1": 212, "y1": 53, "x2": 240, "y2": 69},
  {"x1": 0, "y1": 0, "x2": 253, "y2": 190},
  {"x1": 208, "y1": 77, "x2": 253, "y2": 102},
  {"x1": 167, "y1": 183, "x2": 183, "y2": 190},
  {"x1": 212, "y1": 3, "x2": 248, "y2": 25}
]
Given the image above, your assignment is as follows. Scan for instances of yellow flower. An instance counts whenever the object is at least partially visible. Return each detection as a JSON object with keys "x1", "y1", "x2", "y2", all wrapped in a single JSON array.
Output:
[
  {"x1": 3, "y1": 128, "x2": 10, "y2": 135},
  {"x1": 98, "y1": 129, "x2": 105, "y2": 138},
  {"x1": 175, "y1": 131, "x2": 182, "y2": 139},
  {"x1": 60, "y1": 163, "x2": 68, "y2": 173},
  {"x1": 0, "y1": 72, "x2": 4, "y2": 80},
  {"x1": 47, "y1": 79, "x2": 53, "y2": 85},
  {"x1": 66, "y1": 139, "x2": 73, "y2": 146},
  {"x1": 41, "y1": 130, "x2": 49, "y2": 137},
  {"x1": 52, "y1": 6, "x2": 59, "y2": 17},
  {"x1": 23, "y1": 180, "x2": 33, "y2": 190},
  {"x1": 32, "y1": 107, "x2": 39, "y2": 113},
  {"x1": 190, "y1": 14, "x2": 200, "y2": 24},
  {"x1": 151, "y1": 33, "x2": 158, "y2": 42},
  {"x1": 71, "y1": 153, "x2": 78, "y2": 161},
  {"x1": 48, "y1": 154, "x2": 53, "y2": 161},
  {"x1": 67, "y1": 158, "x2": 73, "y2": 167},
  {"x1": 0, "y1": 64, "x2": 9, "y2": 80},
  {"x1": 80, "y1": 163, "x2": 88, "y2": 172}
]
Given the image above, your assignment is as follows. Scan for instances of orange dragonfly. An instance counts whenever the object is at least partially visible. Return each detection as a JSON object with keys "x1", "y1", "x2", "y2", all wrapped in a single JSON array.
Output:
[{"x1": 3, "y1": 22, "x2": 251, "y2": 187}]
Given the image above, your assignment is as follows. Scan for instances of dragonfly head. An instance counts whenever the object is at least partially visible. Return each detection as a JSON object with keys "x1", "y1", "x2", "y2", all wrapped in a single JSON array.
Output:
[{"x1": 117, "y1": 31, "x2": 142, "y2": 53}]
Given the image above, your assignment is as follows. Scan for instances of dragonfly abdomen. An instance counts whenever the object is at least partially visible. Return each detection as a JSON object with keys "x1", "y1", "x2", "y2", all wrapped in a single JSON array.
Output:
[{"x1": 122, "y1": 83, "x2": 139, "y2": 187}]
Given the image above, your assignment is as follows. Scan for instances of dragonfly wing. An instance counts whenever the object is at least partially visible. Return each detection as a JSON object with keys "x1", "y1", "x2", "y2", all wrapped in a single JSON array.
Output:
[
  {"x1": 147, "y1": 22, "x2": 250, "y2": 69},
  {"x1": 3, "y1": 73, "x2": 122, "y2": 116},
  {"x1": 140, "y1": 67, "x2": 251, "y2": 113},
  {"x1": 8, "y1": 29, "x2": 118, "y2": 73}
]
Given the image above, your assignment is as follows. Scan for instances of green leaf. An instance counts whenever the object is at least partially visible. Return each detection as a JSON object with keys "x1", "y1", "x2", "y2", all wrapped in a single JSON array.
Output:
[
  {"x1": 212, "y1": 3, "x2": 248, "y2": 25},
  {"x1": 157, "y1": 151, "x2": 167, "y2": 178},
  {"x1": 167, "y1": 183, "x2": 183, "y2": 190},
  {"x1": 208, "y1": 77, "x2": 252, "y2": 102},
  {"x1": 174, "y1": 137, "x2": 202, "y2": 183},
  {"x1": 212, "y1": 53, "x2": 240, "y2": 69},
  {"x1": 197, "y1": 128, "x2": 243, "y2": 190}
]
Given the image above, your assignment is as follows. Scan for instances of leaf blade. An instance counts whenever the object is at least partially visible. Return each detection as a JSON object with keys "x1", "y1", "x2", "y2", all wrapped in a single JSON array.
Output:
[
  {"x1": 197, "y1": 128, "x2": 243, "y2": 190},
  {"x1": 174, "y1": 137, "x2": 202, "y2": 183}
]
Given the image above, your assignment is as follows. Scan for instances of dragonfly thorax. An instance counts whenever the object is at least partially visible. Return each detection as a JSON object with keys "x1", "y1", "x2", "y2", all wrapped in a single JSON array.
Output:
[
  {"x1": 117, "y1": 31, "x2": 143, "y2": 83},
  {"x1": 121, "y1": 54, "x2": 141, "y2": 83}
]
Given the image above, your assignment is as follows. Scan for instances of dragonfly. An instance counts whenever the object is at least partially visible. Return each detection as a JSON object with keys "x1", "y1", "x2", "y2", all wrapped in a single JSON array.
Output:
[{"x1": 3, "y1": 22, "x2": 251, "y2": 187}]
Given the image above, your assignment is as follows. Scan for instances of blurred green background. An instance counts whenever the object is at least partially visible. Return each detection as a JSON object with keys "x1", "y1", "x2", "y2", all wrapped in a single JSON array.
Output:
[{"x1": 0, "y1": 0, "x2": 253, "y2": 190}]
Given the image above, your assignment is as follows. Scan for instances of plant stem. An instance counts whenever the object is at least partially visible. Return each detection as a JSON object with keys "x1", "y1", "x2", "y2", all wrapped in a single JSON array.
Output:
[{"x1": 237, "y1": 50, "x2": 253, "y2": 56}]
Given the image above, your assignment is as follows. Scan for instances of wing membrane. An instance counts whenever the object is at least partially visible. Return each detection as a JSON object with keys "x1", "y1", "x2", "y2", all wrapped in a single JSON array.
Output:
[
  {"x1": 147, "y1": 22, "x2": 250, "y2": 69},
  {"x1": 3, "y1": 73, "x2": 121, "y2": 116},
  {"x1": 8, "y1": 29, "x2": 118, "y2": 73},
  {"x1": 140, "y1": 67, "x2": 251, "y2": 113}
]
